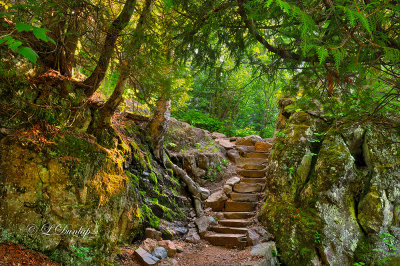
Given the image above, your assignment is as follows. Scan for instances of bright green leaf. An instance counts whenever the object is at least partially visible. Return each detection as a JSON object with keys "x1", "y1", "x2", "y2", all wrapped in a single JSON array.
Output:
[
  {"x1": 15, "y1": 22, "x2": 33, "y2": 32},
  {"x1": 17, "y1": 46, "x2": 38, "y2": 63}
]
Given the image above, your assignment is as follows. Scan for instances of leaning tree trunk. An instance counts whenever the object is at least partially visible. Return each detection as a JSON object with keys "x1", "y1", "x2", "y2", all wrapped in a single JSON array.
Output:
[
  {"x1": 149, "y1": 98, "x2": 171, "y2": 165},
  {"x1": 83, "y1": 0, "x2": 137, "y2": 97},
  {"x1": 59, "y1": 9, "x2": 81, "y2": 77},
  {"x1": 97, "y1": 63, "x2": 129, "y2": 127}
]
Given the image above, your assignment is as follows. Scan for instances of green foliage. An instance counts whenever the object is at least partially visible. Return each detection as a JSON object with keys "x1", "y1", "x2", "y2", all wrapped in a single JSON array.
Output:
[
  {"x1": 175, "y1": 109, "x2": 222, "y2": 133},
  {"x1": 141, "y1": 204, "x2": 160, "y2": 229},
  {"x1": 71, "y1": 245, "x2": 92, "y2": 261}
]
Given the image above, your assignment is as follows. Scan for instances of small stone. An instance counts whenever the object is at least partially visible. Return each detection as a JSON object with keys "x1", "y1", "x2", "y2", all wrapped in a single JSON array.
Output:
[
  {"x1": 176, "y1": 245, "x2": 184, "y2": 253},
  {"x1": 194, "y1": 216, "x2": 211, "y2": 236},
  {"x1": 135, "y1": 247, "x2": 160, "y2": 266},
  {"x1": 253, "y1": 226, "x2": 274, "y2": 241},
  {"x1": 174, "y1": 226, "x2": 188, "y2": 235},
  {"x1": 204, "y1": 189, "x2": 228, "y2": 211},
  {"x1": 152, "y1": 246, "x2": 168, "y2": 260},
  {"x1": 141, "y1": 238, "x2": 158, "y2": 253},
  {"x1": 215, "y1": 212, "x2": 224, "y2": 220},
  {"x1": 158, "y1": 240, "x2": 177, "y2": 257},
  {"x1": 224, "y1": 184, "x2": 232, "y2": 195},
  {"x1": 227, "y1": 149, "x2": 240, "y2": 162},
  {"x1": 188, "y1": 223, "x2": 195, "y2": 228},
  {"x1": 209, "y1": 216, "x2": 217, "y2": 225},
  {"x1": 226, "y1": 176, "x2": 241, "y2": 186},
  {"x1": 199, "y1": 187, "x2": 211, "y2": 200},
  {"x1": 247, "y1": 229, "x2": 260, "y2": 246},
  {"x1": 236, "y1": 135, "x2": 263, "y2": 146},
  {"x1": 211, "y1": 132, "x2": 226, "y2": 139},
  {"x1": 185, "y1": 228, "x2": 201, "y2": 243},
  {"x1": 145, "y1": 228, "x2": 162, "y2": 241},
  {"x1": 216, "y1": 138, "x2": 235, "y2": 149}
]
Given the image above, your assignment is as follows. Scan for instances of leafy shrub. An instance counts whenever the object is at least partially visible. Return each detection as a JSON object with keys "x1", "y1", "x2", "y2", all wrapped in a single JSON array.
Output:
[{"x1": 174, "y1": 109, "x2": 222, "y2": 132}]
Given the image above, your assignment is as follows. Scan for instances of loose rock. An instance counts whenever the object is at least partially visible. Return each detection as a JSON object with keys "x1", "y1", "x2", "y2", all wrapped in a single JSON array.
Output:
[
  {"x1": 158, "y1": 240, "x2": 177, "y2": 257},
  {"x1": 211, "y1": 132, "x2": 227, "y2": 139},
  {"x1": 185, "y1": 228, "x2": 201, "y2": 243},
  {"x1": 194, "y1": 216, "x2": 211, "y2": 236},
  {"x1": 251, "y1": 242, "x2": 279, "y2": 265},
  {"x1": 135, "y1": 247, "x2": 160, "y2": 266},
  {"x1": 152, "y1": 247, "x2": 168, "y2": 260},
  {"x1": 247, "y1": 229, "x2": 260, "y2": 246},
  {"x1": 141, "y1": 238, "x2": 158, "y2": 253},
  {"x1": 145, "y1": 228, "x2": 162, "y2": 241},
  {"x1": 226, "y1": 176, "x2": 241, "y2": 186},
  {"x1": 204, "y1": 189, "x2": 228, "y2": 211}
]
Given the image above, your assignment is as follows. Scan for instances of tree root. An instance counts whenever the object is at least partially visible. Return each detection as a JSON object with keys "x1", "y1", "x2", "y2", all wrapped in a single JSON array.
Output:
[{"x1": 166, "y1": 160, "x2": 210, "y2": 217}]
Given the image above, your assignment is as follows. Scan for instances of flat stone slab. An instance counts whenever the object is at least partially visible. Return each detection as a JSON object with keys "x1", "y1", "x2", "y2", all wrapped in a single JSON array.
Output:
[
  {"x1": 216, "y1": 138, "x2": 235, "y2": 149},
  {"x1": 225, "y1": 201, "x2": 256, "y2": 212},
  {"x1": 135, "y1": 247, "x2": 159, "y2": 266},
  {"x1": 236, "y1": 158, "x2": 266, "y2": 166},
  {"x1": 223, "y1": 211, "x2": 256, "y2": 219},
  {"x1": 245, "y1": 152, "x2": 269, "y2": 159},
  {"x1": 226, "y1": 176, "x2": 241, "y2": 186},
  {"x1": 204, "y1": 233, "x2": 247, "y2": 248},
  {"x1": 236, "y1": 145, "x2": 256, "y2": 154},
  {"x1": 210, "y1": 225, "x2": 249, "y2": 234},
  {"x1": 233, "y1": 183, "x2": 263, "y2": 193},
  {"x1": 238, "y1": 169, "x2": 266, "y2": 178},
  {"x1": 243, "y1": 164, "x2": 266, "y2": 170},
  {"x1": 241, "y1": 178, "x2": 266, "y2": 184},
  {"x1": 230, "y1": 192, "x2": 260, "y2": 202},
  {"x1": 219, "y1": 219, "x2": 252, "y2": 227}
]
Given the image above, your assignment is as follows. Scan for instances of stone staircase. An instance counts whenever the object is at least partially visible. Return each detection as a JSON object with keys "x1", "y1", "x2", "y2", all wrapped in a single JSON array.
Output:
[{"x1": 203, "y1": 139, "x2": 271, "y2": 248}]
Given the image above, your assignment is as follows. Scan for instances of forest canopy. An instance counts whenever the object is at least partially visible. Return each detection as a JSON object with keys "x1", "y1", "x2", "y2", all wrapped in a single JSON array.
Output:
[{"x1": 1, "y1": 0, "x2": 399, "y2": 135}]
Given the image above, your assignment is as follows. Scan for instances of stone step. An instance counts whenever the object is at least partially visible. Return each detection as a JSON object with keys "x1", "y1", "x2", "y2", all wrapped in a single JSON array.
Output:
[
  {"x1": 244, "y1": 152, "x2": 269, "y2": 159},
  {"x1": 242, "y1": 164, "x2": 265, "y2": 170},
  {"x1": 233, "y1": 183, "x2": 263, "y2": 193},
  {"x1": 230, "y1": 192, "x2": 260, "y2": 202},
  {"x1": 255, "y1": 142, "x2": 272, "y2": 151},
  {"x1": 219, "y1": 219, "x2": 252, "y2": 227},
  {"x1": 236, "y1": 145, "x2": 255, "y2": 155},
  {"x1": 204, "y1": 233, "x2": 247, "y2": 248},
  {"x1": 223, "y1": 211, "x2": 256, "y2": 219},
  {"x1": 237, "y1": 169, "x2": 266, "y2": 178},
  {"x1": 236, "y1": 158, "x2": 266, "y2": 167},
  {"x1": 209, "y1": 225, "x2": 248, "y2": 234},
  {"x1": 240, "y1": 177, "x2": 266, "y2": 184},
  {"x1": 225, "y1": 201, "x2": 256, "y2": 212}
]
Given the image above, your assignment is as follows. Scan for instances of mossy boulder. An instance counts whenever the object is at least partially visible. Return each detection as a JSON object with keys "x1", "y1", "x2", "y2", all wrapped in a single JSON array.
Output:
[{"x1": 259, "y1": 110, "x2": 400, "y2": 265}]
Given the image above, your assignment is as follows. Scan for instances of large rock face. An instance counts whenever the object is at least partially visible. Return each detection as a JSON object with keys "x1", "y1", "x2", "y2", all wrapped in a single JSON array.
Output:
[
  {"x1": 0, "y1": 135, "x2": 141, "y2": 264},
  {"x1": 259, "y1": 107, "x2": 400, "y2": 265},
  {"x1": 165, "y1": 118, "x2": 234, "y2": 185}
]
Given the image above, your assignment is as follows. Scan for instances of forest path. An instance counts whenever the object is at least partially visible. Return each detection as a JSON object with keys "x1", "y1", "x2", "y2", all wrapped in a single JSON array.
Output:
[{"x1": 203, "y1": 137, "x2": 272, "y2": 248}]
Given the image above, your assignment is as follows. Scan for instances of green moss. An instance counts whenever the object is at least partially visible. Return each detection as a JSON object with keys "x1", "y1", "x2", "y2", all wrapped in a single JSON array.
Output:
[
  {"x1": 142, "y1": 204, "x2": 160, "y2": 229},
  {"x1": 126, "y1": 170, "x2": 139, "y2": 187},
  {"x1": 149, "y1": 172, "x2": 158, "y2": 185}
]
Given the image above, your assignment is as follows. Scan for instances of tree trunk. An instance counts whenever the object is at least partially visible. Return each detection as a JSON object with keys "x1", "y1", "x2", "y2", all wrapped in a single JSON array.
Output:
[
  {"x1": 59, "y1": 10, "x2": 81, "y2": 77},
  {"x1": 149, "y1": 98, "x2": 171, "y2": 164},
  {"x1": 98, "y1": 64, "x2": 129, "y2": 127},
  {"x1": 83, "y1": 0, "x2": 137, "y2": 97}
]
